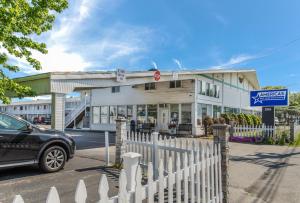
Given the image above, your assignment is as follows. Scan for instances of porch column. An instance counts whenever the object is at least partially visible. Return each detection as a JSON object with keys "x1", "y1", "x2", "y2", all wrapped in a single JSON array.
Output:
[
  {"x1": 192, "y1": 79, "x2": 198, "y2": 135},
  {"x1": 192, "y1": 102, "x2": 198, "y2": 135},
  {"x1": 51, "y1": 93, "x2": 66, "y2": 131}
]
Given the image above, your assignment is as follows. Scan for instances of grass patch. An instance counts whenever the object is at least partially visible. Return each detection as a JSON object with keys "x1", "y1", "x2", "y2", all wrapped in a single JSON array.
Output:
[
  {"x1": 294, "y1": 133, "x2": 300, "y2": 147},
  {"x1": 290, "y1": 133, "x2": 300, "y2": 147}
]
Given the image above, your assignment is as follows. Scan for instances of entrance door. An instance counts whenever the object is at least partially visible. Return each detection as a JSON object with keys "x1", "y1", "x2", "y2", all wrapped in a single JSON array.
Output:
[{"x1": 159, "y1": 108, "x2": 169, "y2": 131}]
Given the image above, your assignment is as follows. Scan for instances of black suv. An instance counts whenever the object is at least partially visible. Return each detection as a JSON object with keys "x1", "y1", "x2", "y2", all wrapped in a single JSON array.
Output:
[{"x1": 0, "y1": 113, "x2": 75, "y2": 172}]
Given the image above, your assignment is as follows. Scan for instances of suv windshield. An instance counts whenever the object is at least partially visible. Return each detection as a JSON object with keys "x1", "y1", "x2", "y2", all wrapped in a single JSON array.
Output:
[{"x1": 0, "y1": 114, "x2": 28, "y2": 130}]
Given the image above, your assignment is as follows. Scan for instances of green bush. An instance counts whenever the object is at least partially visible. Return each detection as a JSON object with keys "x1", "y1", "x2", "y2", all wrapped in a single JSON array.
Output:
[
  {"x1": 231, "y1": 113, "x2": 238, "y2": 123},
  {"x1": 221, "y1": 113, "x2": 231, "y2": 124},
  {"x1": 244, "y1": 114, "x2": 254, "y2": 125},
  {"x1": 203, "y1": 116, "x2": 213, "y2": 136},
  {"x1": 279, "y1": 132, "x2": 288, "y2": 145},
  {"x1": 237, "y1": 113, "x2": 247, "y2": 125}
]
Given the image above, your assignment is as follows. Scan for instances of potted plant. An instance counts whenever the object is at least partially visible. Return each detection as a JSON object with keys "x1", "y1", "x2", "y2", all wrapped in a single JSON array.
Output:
[{"x1": 168, "y1": 121, "x2": 177, "y2": 135}]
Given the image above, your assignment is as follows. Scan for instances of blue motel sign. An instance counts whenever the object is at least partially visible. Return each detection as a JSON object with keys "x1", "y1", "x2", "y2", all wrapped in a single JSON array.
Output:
[{"x1": 250, "y1": 89, "x2": 289, "y2": 107}]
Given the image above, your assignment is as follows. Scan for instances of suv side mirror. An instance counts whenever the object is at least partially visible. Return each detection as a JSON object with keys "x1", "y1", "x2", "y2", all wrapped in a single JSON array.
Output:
[{"x1": 22, "y1": 124, "x2": 33, "y2": 133}]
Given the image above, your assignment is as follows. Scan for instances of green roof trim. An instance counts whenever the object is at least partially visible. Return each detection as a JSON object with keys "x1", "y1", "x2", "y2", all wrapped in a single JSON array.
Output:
[{"x1": 13, "y1": 73, "x2": 51, "y2": 95}]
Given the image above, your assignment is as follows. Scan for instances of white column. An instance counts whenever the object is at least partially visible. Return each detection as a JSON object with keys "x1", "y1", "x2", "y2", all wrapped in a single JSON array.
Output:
[
  {"x1": 122, "y1": 152, "x2": 142, "y2": 191},
  {"x1": 51, "y1": 93, "x2": 66, "y2": 131},
  {"x1": 192, "y1": 79, "x2": 198, "y2": 135},
  {"x1": 178, "y1": 104, "x2": 182, "y2": 124}
]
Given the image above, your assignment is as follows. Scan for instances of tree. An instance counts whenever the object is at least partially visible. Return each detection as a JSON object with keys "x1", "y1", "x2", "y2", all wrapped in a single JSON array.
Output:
[
  {"x1": 0, "y1": 0, "x2": 68, "y2": 104},
  {"x1": 262, "y1": 86, "x2": 286, "y2": 90}
]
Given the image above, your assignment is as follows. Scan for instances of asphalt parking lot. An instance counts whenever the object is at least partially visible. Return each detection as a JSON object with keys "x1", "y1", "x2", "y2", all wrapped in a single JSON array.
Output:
[{"x1": 0, "y1": 131, "x2": 118, "y2": 203}]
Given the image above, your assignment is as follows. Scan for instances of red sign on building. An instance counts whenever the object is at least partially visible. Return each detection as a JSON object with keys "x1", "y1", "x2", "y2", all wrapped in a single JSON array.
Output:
[{"x1": 154, "y1": 70, "x2": 161, "y2": 81}]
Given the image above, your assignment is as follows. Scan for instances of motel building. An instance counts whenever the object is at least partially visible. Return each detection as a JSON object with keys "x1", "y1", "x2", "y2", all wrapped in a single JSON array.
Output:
[
  {"x1": 11, "y1": 69, "x2": 261, "y2": 136},
  {"x1": 0, "y1": 97, "x2": 81, "y2": 123}
]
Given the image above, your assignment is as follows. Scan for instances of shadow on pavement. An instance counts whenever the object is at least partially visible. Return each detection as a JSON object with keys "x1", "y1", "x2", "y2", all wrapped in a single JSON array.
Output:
[
  {"x1": 0, "y1": 165, "x2": 42, "y2": 181},
  {"x1": 235, "y1": 147, "x2": 298, "y2": 203},
  {"x1": 230, "y1": 150, "x2": 300, "y2": 169}
]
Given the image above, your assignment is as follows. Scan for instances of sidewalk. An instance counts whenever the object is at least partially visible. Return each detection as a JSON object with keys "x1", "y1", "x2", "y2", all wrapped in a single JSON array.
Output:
[{"x1": 0, "y1": 147, "x2": 118, "y2": 203}]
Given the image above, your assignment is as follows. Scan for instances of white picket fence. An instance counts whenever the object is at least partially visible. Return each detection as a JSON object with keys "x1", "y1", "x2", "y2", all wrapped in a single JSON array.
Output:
[
  {"x1": 125, "y1": 132, "x2": 223, "y2": 202},
  {"x1": 12, "y1": 151, "x2": 222, "y2": 203},
  {"x1": 233, "y1": 125, "x2": 275, "y2": 138},
  {"x1": 12, "y1": 132, "x2": 223, "y2": 203}
]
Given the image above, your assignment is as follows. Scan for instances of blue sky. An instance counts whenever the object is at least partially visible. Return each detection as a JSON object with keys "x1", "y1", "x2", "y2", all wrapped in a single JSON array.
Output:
[{"x1": 8, "y1": 0, "x2": 300, "y2": 91}]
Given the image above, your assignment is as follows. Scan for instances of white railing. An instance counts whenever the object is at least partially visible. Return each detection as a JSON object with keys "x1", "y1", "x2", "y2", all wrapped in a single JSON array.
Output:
[
  {"x1": 233, "y1": 125, "x2": 275, "y2": 137},
  {"x1": 65, "y1": 101, "x2": 86, "y2": 127},
  {"x1": 13, "y1": 151, "x2": 222, "y2": 203},
  {"x1": 125, "y1": 131, "x2": 223, "y2": 202},
  {"x1": 12, "y1": 132, "x2": 223, "y2": 203}
]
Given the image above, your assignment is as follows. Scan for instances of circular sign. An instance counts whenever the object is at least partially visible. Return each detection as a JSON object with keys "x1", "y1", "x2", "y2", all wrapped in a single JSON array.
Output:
[{"x1": 154, "y1": 70, "x2": 160, "y2": 81}]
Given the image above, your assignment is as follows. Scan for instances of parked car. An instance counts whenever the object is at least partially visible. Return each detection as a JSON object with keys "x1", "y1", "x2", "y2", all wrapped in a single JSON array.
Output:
[
  {"x1": 0, "y1": 113, "x2": 75, "y2": 172},
  {"x1": 43, "y1": 117, "x2": 51, "y2": 125}
]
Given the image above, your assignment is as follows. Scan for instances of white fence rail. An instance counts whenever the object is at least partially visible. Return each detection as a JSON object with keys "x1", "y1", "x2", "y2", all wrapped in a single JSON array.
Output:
[
  {"x1": 125, "y1": 131, "x2": 223, "y2": 202},
  {"x1": 233, "y1": 125, "x2": 275, "y2": 137},
  {"x1": 12, "y1": 132, "x2": 223, "y2": 203},
  {"x1": 12, "y1": 152, "x2": 222, "y2": 203}
]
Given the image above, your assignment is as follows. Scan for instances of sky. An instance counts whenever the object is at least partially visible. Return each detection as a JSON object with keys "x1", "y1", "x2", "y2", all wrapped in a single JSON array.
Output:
[{"x1": 7, "y1": 0, "x2": 300, "y2": 92}]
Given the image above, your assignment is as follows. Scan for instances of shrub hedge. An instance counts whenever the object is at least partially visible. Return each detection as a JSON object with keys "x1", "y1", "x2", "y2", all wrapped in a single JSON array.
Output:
[{"x1": 220, "y1": 113, "x2": 262, "y2": 126}]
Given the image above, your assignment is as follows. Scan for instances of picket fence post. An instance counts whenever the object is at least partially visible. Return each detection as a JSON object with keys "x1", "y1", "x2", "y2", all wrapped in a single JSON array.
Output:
[
  {"x1": 122, "y1": 152, "x2": 142, "y2": 192},
  {"x1": 212, "y1": 124, "x2": 229, "y2": 203},
  {"x1": 115, "y1": 118, "x2": 127, "y2": 165},
  {"x1": 152, "y1": 132, "x2": 159, "y2": 179}
]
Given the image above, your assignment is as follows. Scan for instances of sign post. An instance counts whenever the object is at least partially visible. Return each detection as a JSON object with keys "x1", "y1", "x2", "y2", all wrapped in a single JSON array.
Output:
[
  {"x1": 116, "y1": 69, "x2": 126, "y2": 82},
  {"x1": 154, "y1": 70, "x2": 160, "y2": 81},
  {"x1": 250, "y1": 89, "x2": 289, "y2": 126}
]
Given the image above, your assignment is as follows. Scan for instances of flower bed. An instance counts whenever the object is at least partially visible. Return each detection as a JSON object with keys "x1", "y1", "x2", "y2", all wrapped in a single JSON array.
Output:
[{"x1": 229, "y1": 136, "x2": 263, "y2": 143}]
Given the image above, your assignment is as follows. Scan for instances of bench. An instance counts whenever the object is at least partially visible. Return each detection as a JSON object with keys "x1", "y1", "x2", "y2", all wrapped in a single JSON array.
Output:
[
  {"x1": 176, "y1": 124, "x2": 192, "y2": 137},
  {"x1": 139, "y1": 123, "x2": 155, "y2": 134}
]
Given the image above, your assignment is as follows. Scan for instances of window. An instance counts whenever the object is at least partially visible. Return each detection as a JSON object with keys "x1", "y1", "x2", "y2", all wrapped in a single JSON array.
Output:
[
  {"x1": 145, "y1": 83, "x2": 156, "y2": 90},
  {"x1": 216, "y1": 85, "x2": 220, "y2": 98},
  {"x1": 14, "y1": 106, "x2": 17, "y2": 110},
  {"x1": 181, "y1": 104, "x2": 192, "y2": 124},
  {"x1": 100, "y1": 106, "x2": 108, "y2": 124},
  {"x1": 117, "y1": 105, "x2": 127, "y2": 118},
  {"x1": 206, "y1": 83, "x2": 210, "y2": 96},
  {"x1": 197, "y1": 103, "x2": 213, "y2": 124},
  {"x1": 198, "y1": 80, "x2": 206, "y2": 95},
  {"x1": 213, "y1": 105, "x2": 222, "y2": 118},
  {"x1": 20, "y1": 106, "x2": 23, "y2": 111},
  {"x1": 137, "y1": 105, "x2": 146, "y2": 124},
  {"x1": 109, "y1": 106, "x2": 117, "y2": 124},
  {"x1": 209, "y1": 84, "x2": 214, "y2": 97},
  {"x1": 44, "y1": 105, "x2": 47, "y2": 110},
  {"x1": 127, "y1": 106, "x2": 133, "y2": 122},
  {"x1": 0, "y1": 114, "x2": 27, "y2": 130},
  {"x1": 170, "y1": 104, "x2": 179, "y2": 124},
  {"x1": 169, "y1": 80, "x2": 182, "y2": 88},
  {"x1": 112, "y1": 86, "x2": 120, "y2": 93},
  {"x1": 224, "y1": 107, "x2": 239, "y2": 114},
  {"x1": 92, "y1": 107, "x2": 100, "y2": 124},
  {"x1": 147, "y1": 104, "x2": 157, "y2": 125}
]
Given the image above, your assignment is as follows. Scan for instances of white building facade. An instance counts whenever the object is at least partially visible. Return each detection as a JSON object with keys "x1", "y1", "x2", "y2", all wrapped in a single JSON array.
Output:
[
  {"x1": 88, "y1": 69, "x2": 261, "y2": 135},
  {"x1": 0, "y1": 97, "x2": 81, "y2": 123}
]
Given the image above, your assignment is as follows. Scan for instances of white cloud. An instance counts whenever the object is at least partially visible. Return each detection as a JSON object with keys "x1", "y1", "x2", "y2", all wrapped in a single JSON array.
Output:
[
  {"x1": 173, "y1": 58, "x2": 185, "y2": 70},
  {"x1": 8, "y1": 0, "x2": 151, "y2": 74},
  {"x1": 151, "y1": 61, "x2": 158, "y2": 69},
  {"x1": 214, "y1": 14, "x2": 228, "y2": 26},
  {"x1": 209, "y1": 54, "x2": 259, "y2": 69}
]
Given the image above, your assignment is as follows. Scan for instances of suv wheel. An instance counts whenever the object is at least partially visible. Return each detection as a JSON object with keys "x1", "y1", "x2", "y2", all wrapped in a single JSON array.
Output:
[{"x1": 40, "y1": 146, "x2": 66, "y2": 173}]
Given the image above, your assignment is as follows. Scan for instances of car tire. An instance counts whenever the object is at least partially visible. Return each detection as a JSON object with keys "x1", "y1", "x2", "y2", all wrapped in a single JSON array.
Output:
[{"x1": 40, "y1": 146, "x2": 67, "y2": 173}]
